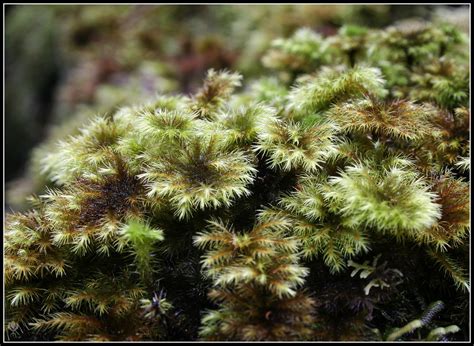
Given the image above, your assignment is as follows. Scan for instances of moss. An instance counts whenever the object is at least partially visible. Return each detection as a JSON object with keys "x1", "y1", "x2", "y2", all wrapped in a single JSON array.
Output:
[{"x1": 5, "y1": 7, "x2": 470, "y2": 341}]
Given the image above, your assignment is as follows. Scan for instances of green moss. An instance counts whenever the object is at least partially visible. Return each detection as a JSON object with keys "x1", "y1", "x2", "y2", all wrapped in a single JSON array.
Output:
[{"x1": 5, "y1": 8, "x2": 469, "y2": 342}]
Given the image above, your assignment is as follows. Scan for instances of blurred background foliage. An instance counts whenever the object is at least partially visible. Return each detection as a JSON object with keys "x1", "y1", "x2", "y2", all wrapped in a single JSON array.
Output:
[{"x1": 4, "y1": 4, "x2": 470, "y2": 211}]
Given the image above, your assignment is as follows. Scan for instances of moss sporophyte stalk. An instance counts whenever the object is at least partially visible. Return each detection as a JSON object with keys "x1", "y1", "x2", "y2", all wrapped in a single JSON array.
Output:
[{"x1": 5, "y1": 18, "x2": 470, "y2": 341}]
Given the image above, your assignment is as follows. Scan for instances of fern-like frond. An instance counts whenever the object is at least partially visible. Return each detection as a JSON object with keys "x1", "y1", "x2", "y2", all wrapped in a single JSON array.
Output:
[
  {"x1": 416, "y1": 174, "x2": 469, "y2": 250},
  {"x1": 197, "y1": 217, "x2": 314, "y2": 340},
  {"x1": 427, "y1": 249, "x2": 470, "y2": 292}
]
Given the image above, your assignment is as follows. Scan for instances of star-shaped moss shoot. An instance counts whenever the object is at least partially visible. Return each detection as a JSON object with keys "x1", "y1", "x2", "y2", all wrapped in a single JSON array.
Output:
[
  {"x1": 324, "y1": 160, "x2": 442, "y2": 236},
  {"x1": 327, "y1": 95, "x2": 437, "y2": 141},
  {"x1": 140, "y1": 135, "x2": 256, "y2": 219},
  {"x1": 255, "y1": 115, "x2": 336, "y2": 173},
  {"x1": 41, "y1": 116, "x2": 130, "y2": 185},
  {"x1": 44, "y1": 155, "x2": 146, "y2": 256},
  {"x1": 287, "y1": 65, "x2": 387, "y2": 115}
]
